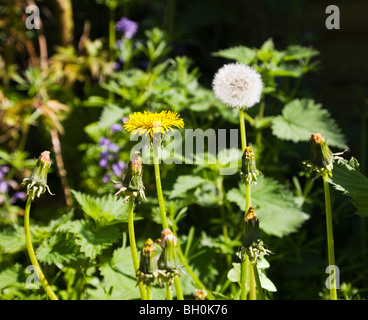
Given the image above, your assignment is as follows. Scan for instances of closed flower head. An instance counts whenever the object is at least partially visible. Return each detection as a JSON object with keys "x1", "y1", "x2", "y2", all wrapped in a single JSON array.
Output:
[
  {"x1": 240, "y1": 146, "x2": 260, "y2": 185},
  {"x1": 137, "y1": 238, "x2": 160, "y2": 286},
  {"x1": 124, "y1": 110, "x2": 184, "y2": 143},
  {"x1": 21, "y1": 151, "x2": 54, "y2": 201},
  {"x1": 304, "y1": 132, "x2": 336, "y2": 178},
  {"x1": 212, "y1": 63, "x2": 263, "y2": 108}
]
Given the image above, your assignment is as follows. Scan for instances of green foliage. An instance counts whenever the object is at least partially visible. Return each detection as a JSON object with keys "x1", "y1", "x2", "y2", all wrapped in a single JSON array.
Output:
[
  {"x1": 227, "y1": 176, "x2": 309, "y2": 237},
  {"x1": 271, "y1": 99, "x2": 347, "y2": 149},
  {"x1": 328, "y1": 158, "x2": 368, "y2": 216}
]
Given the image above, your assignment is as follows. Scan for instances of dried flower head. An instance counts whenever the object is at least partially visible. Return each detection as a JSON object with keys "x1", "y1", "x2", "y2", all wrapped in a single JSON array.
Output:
[
  {"x1": 156, "y1": 229, "x2": 186, "y2": 286},
  {"x1": 303, "y1": 132, "x2": 345, "y2": 179},
  {"x1": 123, "y1": 110, "x2": 184, "y2": 144},
  {"x1": 240, "y1": 146, "x2": 261, "y2": 185},
  {"x1": 212, "y1": 63, "x2": 263, "y2": 108},
  {"x1": 21, "y1": 151, "x2": 54, "y2": 201},
  {"x1": 241, "y1": 207, "x2": 271, "y2": 264},
  {"x1": 114, "y1": 151, "x2": 146, "y2": 202},
  {"x1": 136, "y1": 238, "x2": 162, "y2": 287}
]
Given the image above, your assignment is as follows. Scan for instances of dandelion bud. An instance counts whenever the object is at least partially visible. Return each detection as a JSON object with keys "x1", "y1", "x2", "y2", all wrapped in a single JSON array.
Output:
[
  {"x1": 21, "y1": 151, "x2": 54, "y2": 201},
  {"x1": 137, "y1": 238, "x2": 159, "y2": 286},
  {"x1": 304, "y1": 132, "x2": 334, "y2": 177},
  {"x1": 240, "y1": 146, "x2": 260, "y2": 185},
  {"x1": 242, "y1": 207, "x2": 271, "y2": 264}
]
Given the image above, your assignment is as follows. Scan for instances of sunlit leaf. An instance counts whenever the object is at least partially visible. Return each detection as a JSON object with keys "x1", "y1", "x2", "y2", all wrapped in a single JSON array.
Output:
[{"x1": 271, "y1": 99, "x2": 347, "y2": 149}]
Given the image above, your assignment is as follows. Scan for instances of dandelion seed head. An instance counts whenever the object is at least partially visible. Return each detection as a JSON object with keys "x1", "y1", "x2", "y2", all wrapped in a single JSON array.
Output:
[{"x1": 212, "y1": 63, "x2": 263, "y2": 108}]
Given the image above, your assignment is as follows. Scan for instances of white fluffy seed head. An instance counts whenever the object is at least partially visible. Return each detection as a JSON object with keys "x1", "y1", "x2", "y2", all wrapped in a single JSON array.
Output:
[{"x1": 212, "y1": 63, "x2": 263, "y2": 108}]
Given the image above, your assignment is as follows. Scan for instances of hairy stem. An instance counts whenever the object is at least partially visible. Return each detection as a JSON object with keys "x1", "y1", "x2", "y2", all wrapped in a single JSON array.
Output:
[
  {"x1": 24, "y1": 196, "x2": 58, "y2": 300},
  {"x1": 153, "y1": 144, "x2": 184, "y2": 300},
  {"x1": 323, "y1": 176, "x2": 337, "y2": 300},
  {"x1": 127, "y1": 198, "x2": 147, "y2": 300}
]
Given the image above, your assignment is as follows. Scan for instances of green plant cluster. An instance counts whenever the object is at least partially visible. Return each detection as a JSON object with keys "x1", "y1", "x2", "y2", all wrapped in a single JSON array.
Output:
[{"x1": 0, "y1": 0, "x2": 367, "y2": 300}]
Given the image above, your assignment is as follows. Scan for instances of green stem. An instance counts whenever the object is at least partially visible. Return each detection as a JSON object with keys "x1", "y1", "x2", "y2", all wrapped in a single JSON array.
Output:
[
  {"x1": 253, "y1": 263, "x2": 264, "y2": 300},
  {"x1": 146, "y1": 285, "x2": 152, "y2": 300},
  {"x1": 323, "y1": 177, "x2": 337, "y2": 300},
  {"x1": 153, "y1": 145, "x2": 169, "y2": 229},
  {"x1": 127, "y1": 198, "x2": 147, "y2": 300},
  {"x1": 249, "y1": 261, "x2": 256, "y2": 300},
  {"x1": 24, "y1": 197, "x2": 58, "y2": 300},
  {"x1": 240, "y1": 256, "x2": 248, "y2": 300},
  {"x1": 255, "y1": 99, "x2": 265, "y2": 145},
  {"x1": 239, "y1": 107, "x2": 247, "y2": 151},
  {"x1": 153, "y1": 144, "x2": 184, "y2": 300},
  {"x1": 166, "y1": 284, "x2": 172, "y2": 300}
]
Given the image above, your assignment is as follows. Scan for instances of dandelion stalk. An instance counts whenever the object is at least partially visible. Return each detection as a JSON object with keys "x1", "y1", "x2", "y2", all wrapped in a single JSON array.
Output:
[
  {"x1": 21, "y1": 151, "x2": 57, "y2": 300},
  {"x1": 127, "y1": 198, "x2": 147, "y2": 300},
  {"x1": 304, "y1": 132, "x2": 339, "y2": 300},
  {"x1": 24, "y1": 196, "x2": 58, "y2": 300},
  {"x1": 213, "y1": 63, "x2": 263, "y2": 301},
  {"x1": 323, "y1": 176, "x2": 337, "y2": 300},
  {"x1": 153, "y1": 146, "x2": 184, "y2": 300}
]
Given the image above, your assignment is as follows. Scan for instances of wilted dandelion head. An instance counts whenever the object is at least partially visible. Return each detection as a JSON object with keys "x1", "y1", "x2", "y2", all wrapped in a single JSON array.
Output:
[
  {"x1": 212, "y1": 63, "x2": 263, "y2": 108},
  {"x1": 123, "y1": 110, "x2": 184, "y2": 139}
]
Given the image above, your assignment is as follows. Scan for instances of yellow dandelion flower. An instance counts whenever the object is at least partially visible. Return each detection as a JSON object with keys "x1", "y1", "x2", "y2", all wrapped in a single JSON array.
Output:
[{"x1": 124, "y1": 110, "x2": 184, "y2": 139}]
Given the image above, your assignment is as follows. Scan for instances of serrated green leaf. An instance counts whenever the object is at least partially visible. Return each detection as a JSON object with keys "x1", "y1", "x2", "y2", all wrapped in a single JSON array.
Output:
[
  {"x1": 98, "y1": 105, "x2": 130, "y2": 129},
  {"x1": 63, "y1": 220, "x2": 120, "y2": 260},
  {"x1": 271, "y1": 99, "x2": 347, "y2": 149},
  {"x1": 36, "y1": 232, "x2": 83, "y2": 265},
  {"x1": 0, "y1": 224, "x2": 26, "y2": 254},
  {"x1": 227, "y1": 176, "x2": 309, "y2": 237},
  {"x1": 212, "y1": 46, "x2": 257, "y2": 64},
  {"x1": 169, "y1": 175, "x2": 206, "y2": 199},
  {"x1": 328, "y1": 158, "x2": 368, "y2": 216},
  {"x1": 72, "y1": 190, "x2": 136, "y2": 225},
  {"x1": 283, "y1": 45, "x2": 319, "y2": 61},
  {"x1": 0, "y1": 264, "x2": 23, "y2": 291}
]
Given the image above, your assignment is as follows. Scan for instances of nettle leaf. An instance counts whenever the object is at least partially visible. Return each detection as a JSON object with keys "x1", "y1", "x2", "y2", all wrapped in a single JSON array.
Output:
[
  {"x1": 227, "y1": 176, "x2": 309, "y2": 237},
  {"x1": 63, "y1": 220, "x2": 120, "y2": 260},
  {"x1": 72, "y1": 190, "x2": 136, "y2": 225},
  {"x1": 36, "y1": 232, "x2": 83, "y2": 265},
  {"x1": 169, "y1": 175, "x2": 206, "y2": 199},
  {"x1": 212, "y1": 46, "x2": 257, "y2": 64},
  {"x1": 271, "y1": 99, "x2": 347, "y2": 149},
  {"x1": 0, "y1": 264, "x2": 23, "y2": 291},
  {"x1": 328, "y1": 158, "x2": 368, "y2": 216}
]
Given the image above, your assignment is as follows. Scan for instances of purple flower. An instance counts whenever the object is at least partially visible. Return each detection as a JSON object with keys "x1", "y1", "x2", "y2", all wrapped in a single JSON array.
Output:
[
  {"x1": 115, "y1": 17, "x2": 138, "y2": 39},
  {"x1": 99, "y1": 137, "x2": 111, "y2": 147},
  {"x1": 9, "y1": 191, "x2": 27, "y2": 204},
  {"x1": 112, "y1": 161, "x2": 126, "y2": 177},
  {"x1": 111, "y1": 123, "x2": 123, "y2": 133},
  {"x1": 102, "y1": 174, "x2": 110, "y2": 184},
  {"x1": 0, "y1": 181, "x2": 8, "y2": 194},
  {"x1": 108, "y1": 142, "x2": 119, "y2": 153},
  {"x1": 122, "y1": 116, "x2": 129, "y2": 124},
  {"x1": 99, "y1": 157, "x2": 108, "y2": 168}
]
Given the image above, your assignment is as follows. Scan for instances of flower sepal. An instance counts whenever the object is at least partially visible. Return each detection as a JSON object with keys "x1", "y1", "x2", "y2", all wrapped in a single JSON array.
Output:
[{"x1": 21, "y1": 151, "x2": 54, "y2": 201}]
